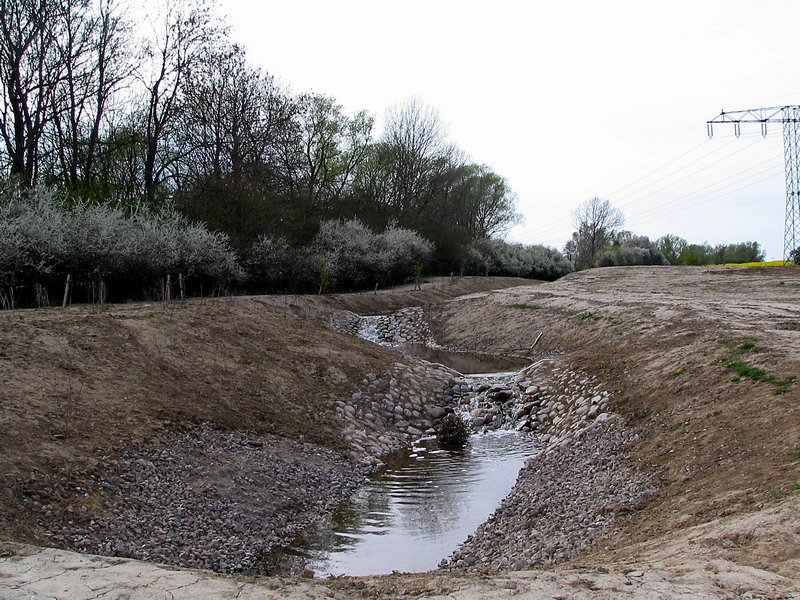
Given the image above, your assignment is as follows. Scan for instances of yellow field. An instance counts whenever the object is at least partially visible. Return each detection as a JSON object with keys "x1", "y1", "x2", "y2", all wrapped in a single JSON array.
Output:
[{"x1": 722, "y1": 260, "x2": 793, "y2": 267}]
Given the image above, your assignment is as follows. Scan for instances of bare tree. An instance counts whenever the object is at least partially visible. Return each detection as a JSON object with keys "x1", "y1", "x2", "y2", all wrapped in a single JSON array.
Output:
[
  {"x1": 138, "y1": 0, "x2": 220, "y2": 204},
  {"x1": 0, "y1": 0, "x2": 63, "y2": 184},
  {"x1": 46, "y1": 0, "x2": 132, "y2": 189},
  {"x1": 382, "y1": 98, "x2": 450, "y2": 214},
  {"x1": 568, "y1": 197, "x2": 624, "y2": 269}
]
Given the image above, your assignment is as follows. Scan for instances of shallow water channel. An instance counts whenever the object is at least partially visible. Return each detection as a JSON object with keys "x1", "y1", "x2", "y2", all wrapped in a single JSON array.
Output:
[
  {"x1": 398, "y1": 344, "x2": 530, "y2": 375},
  {"x1": 259, "y1": 431, "x2": 539, "y2": 576}
]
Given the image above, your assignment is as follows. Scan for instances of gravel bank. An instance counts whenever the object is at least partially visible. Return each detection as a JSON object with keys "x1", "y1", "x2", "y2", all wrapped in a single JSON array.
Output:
[
  {"x1": 443, "y1": 416, "x2": 655, "y2": 571},
  {"x1": 23, "y1": 424, "x2": 368, "y2": 573}
]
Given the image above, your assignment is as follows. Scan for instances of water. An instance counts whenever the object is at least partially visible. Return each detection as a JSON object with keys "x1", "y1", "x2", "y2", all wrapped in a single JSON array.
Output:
[
  {"x1": 399, "y1": 344, "x2": 530, "y2": 375},
  {"x1": 355, "y1": 314, "x2": 529, "y2": 375},
  {"x1": 258, "y1": 431, "x2": 539, "y2": 576}
]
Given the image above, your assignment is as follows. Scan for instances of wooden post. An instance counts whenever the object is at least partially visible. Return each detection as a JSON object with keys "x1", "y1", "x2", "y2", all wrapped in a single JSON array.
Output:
[
  {"x1": 166, "y1": 274, "x2": 172, "y2": 304},
  {"x1": 178, "y1": 273, "x2": 186, "y2": 301},
  {"x1": 62, "y1": 274, "x2": 72, "y2": 308}
]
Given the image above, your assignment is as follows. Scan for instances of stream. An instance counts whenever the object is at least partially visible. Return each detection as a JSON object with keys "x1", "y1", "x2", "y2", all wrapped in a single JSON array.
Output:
[
  {"x1": 255, "y1": 313, "x2": 538, "y2": 576},
  {"x1": 258, "y1": 430, "x2": 538, "y2": 576}
]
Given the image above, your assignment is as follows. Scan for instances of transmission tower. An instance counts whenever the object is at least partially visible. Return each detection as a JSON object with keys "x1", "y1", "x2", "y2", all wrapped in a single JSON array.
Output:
[{"x1": 707, "y1": 105, "x2": 800, "y2": 262}]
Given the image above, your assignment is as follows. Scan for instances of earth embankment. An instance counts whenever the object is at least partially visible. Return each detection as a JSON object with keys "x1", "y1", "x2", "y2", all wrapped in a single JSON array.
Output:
[
  {"x1": 426, "y1": 265, "x2": 800, "y2": 576},
  {"x1": 1, "y1": 268, "x2": 799, "y2": 598}
]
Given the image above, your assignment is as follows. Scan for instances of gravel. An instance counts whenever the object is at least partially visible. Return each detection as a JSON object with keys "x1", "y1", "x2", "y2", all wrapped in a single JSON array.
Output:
[
  {"x1": 442, "y1": 416, "x2": 655, "y2": 571},
  {"x1": 24, "y1": 423, "x2": 368, "y2": 573}
]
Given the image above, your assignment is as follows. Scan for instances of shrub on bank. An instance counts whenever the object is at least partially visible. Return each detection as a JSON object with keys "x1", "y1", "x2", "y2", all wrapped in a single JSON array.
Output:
[
  {"x1": 465, "y1": 238, "x2": 573, "y2": 281},
  {"x1": 0, "y1": 183, "x2": 241, "y2": 307},
  {"x1": 436, "y1": 414, "x2": 471, "y2": 448}
]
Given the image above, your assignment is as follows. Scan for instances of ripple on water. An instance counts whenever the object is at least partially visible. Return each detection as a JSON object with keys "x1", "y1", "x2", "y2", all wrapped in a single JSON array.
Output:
[{"x1": 256, "y1": 431, "x2": 539, "y2": 576}]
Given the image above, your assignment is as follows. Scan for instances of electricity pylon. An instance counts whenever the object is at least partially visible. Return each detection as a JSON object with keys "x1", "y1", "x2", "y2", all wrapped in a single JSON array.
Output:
[{"x1": 707, "y1": 106, "x2": 800, "y2": 262}]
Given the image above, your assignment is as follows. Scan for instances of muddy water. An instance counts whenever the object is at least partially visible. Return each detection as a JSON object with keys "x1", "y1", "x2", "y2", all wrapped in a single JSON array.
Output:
[{"x1": 258, "y1": 431, "x2": 538, "y2": 576}]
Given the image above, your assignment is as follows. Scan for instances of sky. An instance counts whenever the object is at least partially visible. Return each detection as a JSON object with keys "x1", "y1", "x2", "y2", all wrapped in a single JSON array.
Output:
[{"x1": 220, "y1": 0, "x2": 800, "y2": 260}]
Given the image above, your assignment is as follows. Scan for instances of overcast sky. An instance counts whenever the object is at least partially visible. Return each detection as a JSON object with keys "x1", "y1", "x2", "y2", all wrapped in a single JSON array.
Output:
[{"x1": 221, "y1": 0, "x2": 799, "y2": 259}]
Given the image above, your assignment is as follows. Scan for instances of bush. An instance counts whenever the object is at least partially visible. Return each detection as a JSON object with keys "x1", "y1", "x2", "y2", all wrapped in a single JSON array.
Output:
[
  {"x1": 464, "y1": 238, "x2": 573, "y2": 281},
  {"x1": 310, "y1": 219, "x2": 433, "y2": 291},
  {"x1": 0, "y1": 183, "x2": 241, "y2": 306},
  {"x1": 435, "y1": 414, "x2": 471, "y2": 448}
]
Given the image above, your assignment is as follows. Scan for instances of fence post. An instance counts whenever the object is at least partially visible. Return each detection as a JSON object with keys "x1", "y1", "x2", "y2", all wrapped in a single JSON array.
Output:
[{"x1": 62, "y1": 274, "x2": 72, "y2": 309}]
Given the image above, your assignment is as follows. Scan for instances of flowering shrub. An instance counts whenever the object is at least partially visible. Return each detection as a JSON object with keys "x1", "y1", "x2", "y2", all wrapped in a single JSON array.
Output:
[
  {"x1": 247, "y1": 219, "x2": 434, "y2": 292},
  {"x1": 0, "y1": 184, "x2": 241, "y2": 306},
  {"x1": 465, "y1": 239, "x2": 573, "y2": 281}
]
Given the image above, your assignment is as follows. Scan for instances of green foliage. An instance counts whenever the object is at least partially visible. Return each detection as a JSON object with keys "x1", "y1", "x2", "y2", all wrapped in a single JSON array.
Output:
[
  {"x1": 656, "y1": 234, "x2": 687, "y2": 265},
  {"x1": 435, "y1": 414, "x2": 471, "y2": 448},
  {"x1": 319, "y1": 261, "x2": 331, "y2": 294},
  {"x1": 668, "y1": 240, "x2": 766, "y2": 266},
  {"x1": 723, "y1": 358, "x2": 795, "y2": 395},
  {"x1": 578, "y1": 311, "x2": 602, "y2": 322}
]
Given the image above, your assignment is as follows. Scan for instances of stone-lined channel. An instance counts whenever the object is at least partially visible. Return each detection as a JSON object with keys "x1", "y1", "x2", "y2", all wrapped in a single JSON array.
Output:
[
  {"x1": 257, "y1": 430, "x2": 539, "y2": 576},
  {"x1": 256, "y1": 309, "x2": 541, "y2": 576}
]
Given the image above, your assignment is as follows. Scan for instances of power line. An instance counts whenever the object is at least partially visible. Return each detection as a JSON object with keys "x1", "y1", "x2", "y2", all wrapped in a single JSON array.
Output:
[
  {"x1": 630, "y1": 170, "x2": 784, "y2": 227},
  {"x1": 515, "y1": 135, "x2": 775, "y2": 243},
  {"x1": 707, "y1": 105, "x2": 800, "y2": 260}
]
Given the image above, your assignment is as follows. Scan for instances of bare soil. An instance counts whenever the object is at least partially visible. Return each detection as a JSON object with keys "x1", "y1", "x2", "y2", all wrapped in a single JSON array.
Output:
[
  {"x1": 1, "y1": 268, "x2": 799, "y2": 598},
  {"x1": 426, "y1": 265, "x2": 800, "y2": 578}
]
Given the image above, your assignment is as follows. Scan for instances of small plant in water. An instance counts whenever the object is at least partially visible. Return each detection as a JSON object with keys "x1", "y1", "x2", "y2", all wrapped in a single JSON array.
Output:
[{"x1": 435, "y1": 414, "x2": 470, "y2": 448}]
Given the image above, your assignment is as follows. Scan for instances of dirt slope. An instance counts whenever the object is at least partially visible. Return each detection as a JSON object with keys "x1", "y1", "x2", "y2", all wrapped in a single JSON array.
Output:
[
  {"x1": 0, "y1": 276, "x2": 527, "y2": 544},
  {"x1": 427, "y1": 265, "x2": 800, "y2": 576}
]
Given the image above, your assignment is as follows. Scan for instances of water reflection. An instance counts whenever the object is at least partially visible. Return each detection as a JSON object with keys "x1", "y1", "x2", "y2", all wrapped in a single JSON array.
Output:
[
  {"x1": 258, "y1": 431, "x2": 538, "y2": 576},
  {"x1": 397, "y1": 344, "x2": 529, "y2": 375}
]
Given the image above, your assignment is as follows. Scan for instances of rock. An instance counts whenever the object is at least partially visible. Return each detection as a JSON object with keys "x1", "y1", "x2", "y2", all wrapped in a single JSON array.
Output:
[{"x1": 427, "y1": 406, "x2": 447, "y2": 419}]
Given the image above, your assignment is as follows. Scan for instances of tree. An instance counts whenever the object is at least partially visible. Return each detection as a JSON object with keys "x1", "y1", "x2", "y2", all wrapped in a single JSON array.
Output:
[
  {"x1": 656, "y1": 234, "x2": 687, "y2": 265},
  {"x1": 138, "y1": 0, "x2": 221, "y2": 204},
  {"x1": 0, "y1": 0, "x2": 65, "y2": 184},
  {"x1": 566, "y1": 197, "x2": 624, "y2": 269},
  {"x1": 45, "y1": 0, "x2": 132, "y2": 193},
  {"x1": 381, "y1": 98, "x2": 451, "y2": 217},
  {"x1": 171, "y1": 44, "x2": 297, "y2": 247}
]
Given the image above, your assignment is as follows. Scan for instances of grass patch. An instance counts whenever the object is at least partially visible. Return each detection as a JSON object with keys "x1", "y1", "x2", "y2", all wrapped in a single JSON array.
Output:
[
  {"x1": 789, "y1": 449, "x2": 800, "y2": 461},
  {"x1": 723, "y1": 358, "x2": 795, "y2": 395},
  {"x1": 578, "y1": 311, "x2": 602, "y2": 322},
  {"x1": 509, "y1": 302, "x2": 540, "y2": 310},
  {"x1": 792, "y1": 482, "x2": 800, "y2": 493}
]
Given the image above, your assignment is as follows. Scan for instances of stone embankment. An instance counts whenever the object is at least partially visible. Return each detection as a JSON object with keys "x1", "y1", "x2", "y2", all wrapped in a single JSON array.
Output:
[
  {"x1": 439, "y1": 361, "x2": 653, "y2": 571},
  {"x1": 335, "y1": 359, "x2": 461, "y2": 468},
  {"x1": 457, "y1": 360, "x2": 613, "y2": 443},
  {"x1": 330, "y1": 306, "x2": 439, "y2": 347},
  {"x1": 443, "y1": 417, "x2": 654, "y2": 571}
]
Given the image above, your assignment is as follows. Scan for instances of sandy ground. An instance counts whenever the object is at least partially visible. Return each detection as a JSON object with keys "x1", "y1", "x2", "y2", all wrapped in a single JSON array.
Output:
[{"x1": 2, "y1": 268, "x2": 800, "y2": 598}]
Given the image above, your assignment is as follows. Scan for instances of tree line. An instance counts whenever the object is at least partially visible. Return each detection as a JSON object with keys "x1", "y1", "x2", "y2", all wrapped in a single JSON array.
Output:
[
  {"x1": 0, "y1": 0, "x2": 527, "y2": 277},
  {"x1": 0, "y1": 0, "x2": 577, "y2": 307},
  {"x1": 565, "y1": 197, "x2": 766, "y2": 269}
]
